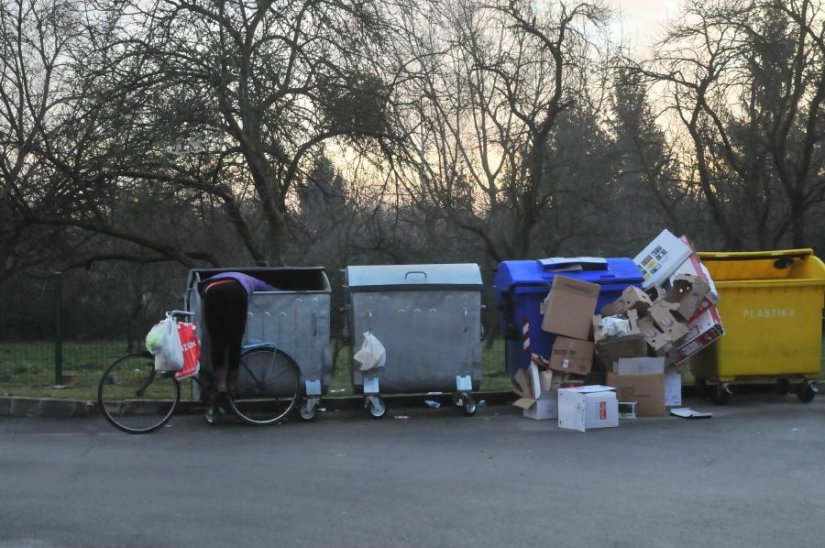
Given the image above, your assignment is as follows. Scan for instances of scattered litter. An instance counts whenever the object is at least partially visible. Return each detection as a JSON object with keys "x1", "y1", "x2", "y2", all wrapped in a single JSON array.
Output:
[
  {"x1": 424, "y1": 400, "x2": 441, "y2": 409},
  {"x1": 318, "y1": 407, "x2": 327, "y2": 413},
  {"x1": 394, "y1": 415, "x2": 410, "y2": 420},
  {"x1": 329, "y1": 389, "x2": 346, "y2": 393},
  {"x1": 478, "y1": 399, "x2": 487, "y2": 407},
  {"x1": 670, "y1": 407, "x2": 712, "y2": 419}
]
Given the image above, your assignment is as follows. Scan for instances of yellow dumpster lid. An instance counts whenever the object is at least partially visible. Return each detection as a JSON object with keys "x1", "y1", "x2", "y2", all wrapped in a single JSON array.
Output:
[{"x1": 698, "y1": 249, "x2": 825, "y2": 283}]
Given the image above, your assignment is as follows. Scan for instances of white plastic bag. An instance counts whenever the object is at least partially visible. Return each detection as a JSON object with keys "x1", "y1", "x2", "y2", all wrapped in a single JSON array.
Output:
[
  {"x1": 599, "y1": 316, "x2": 631, "y2": 338},
  {"x1": 353, "y1": 332, "x2": 386, "y2": 372},
  {"x1": 145, "y1": 316, "x2": 184, "y2": 372}
]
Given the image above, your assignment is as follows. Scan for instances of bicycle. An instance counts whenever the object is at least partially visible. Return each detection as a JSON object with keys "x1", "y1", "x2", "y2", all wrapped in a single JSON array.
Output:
[{"x1": 98, "y1": 310, "x2": 302, "y2": 434}]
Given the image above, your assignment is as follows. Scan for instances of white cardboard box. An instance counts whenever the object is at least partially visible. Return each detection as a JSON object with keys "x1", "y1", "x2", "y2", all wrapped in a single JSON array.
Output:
[
  {"x1": 522, "y1": 390, "x2": 559, "y2": 420},
  {"x1": 633, "y1": 230, "x2": 693, "y2": 289},
  {"x1": 558, "y1": 385, "x2": 619, "y2": 432}
]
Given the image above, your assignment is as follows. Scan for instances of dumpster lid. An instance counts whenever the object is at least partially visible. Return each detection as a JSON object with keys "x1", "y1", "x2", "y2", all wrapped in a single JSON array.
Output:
[
  {"x1": 495, "y1": 257, "x2": 643, "y2": 291},
  {"x1": 346, "y1": 264, "x2": 482, "y2": 291},
  {"x1": 697, "y1": 249, "x2": 825, "y2": 282}
]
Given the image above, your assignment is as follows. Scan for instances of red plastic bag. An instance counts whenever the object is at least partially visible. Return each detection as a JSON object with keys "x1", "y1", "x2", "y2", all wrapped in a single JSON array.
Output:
[{"x1": 175, "y1": 322, "x2": 201, "y2": 381}]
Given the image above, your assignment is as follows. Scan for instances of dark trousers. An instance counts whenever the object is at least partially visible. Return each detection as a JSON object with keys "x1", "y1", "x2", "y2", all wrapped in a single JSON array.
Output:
[{"x1": 202, "y1": 281, "x2": 248, "y2": 393}]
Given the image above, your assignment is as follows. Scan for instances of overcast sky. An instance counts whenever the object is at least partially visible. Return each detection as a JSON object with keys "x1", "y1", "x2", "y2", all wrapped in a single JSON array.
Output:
[{"x1": 610, "y1": 0, "x2": 683, "y2": 52}]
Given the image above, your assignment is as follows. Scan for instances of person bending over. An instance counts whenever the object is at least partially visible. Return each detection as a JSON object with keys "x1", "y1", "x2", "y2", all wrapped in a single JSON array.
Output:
[{"x1": 200, "y1": 271, "x2": 277, "y2": 416}]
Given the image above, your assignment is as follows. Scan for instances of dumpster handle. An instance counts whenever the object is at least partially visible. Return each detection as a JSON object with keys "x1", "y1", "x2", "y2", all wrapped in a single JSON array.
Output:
[
  {"x1": 312, "y1": 312, "x2": 318, "y2": 336},
  {"x1": 463, "y1": 308, "x2": 468, "y2": 332},
  {"x1": 405, "y1": 270, "x2": 427, "y2": 281}
]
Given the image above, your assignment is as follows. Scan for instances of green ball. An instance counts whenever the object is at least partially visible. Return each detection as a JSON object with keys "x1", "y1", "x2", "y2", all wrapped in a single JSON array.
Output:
[{"x1": 145, "y1": 330, "x2": 165, "y2": 353}]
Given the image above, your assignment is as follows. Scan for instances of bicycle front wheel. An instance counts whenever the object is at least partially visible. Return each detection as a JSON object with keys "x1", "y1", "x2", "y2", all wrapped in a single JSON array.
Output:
[
  {"x1": 229, "y1": 347, "x2": 301, "y2": 426},
  {"x1": 98, "y1": 352, "x2": 180, "y2": 434}
]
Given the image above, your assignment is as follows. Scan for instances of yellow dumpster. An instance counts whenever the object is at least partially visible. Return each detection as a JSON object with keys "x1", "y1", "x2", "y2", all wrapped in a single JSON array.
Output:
[{"x1": 691, "y1": 249, "x2": 825, "y2": 404}]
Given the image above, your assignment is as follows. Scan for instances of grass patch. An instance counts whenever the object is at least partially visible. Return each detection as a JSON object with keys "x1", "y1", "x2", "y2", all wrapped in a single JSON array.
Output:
[
  {"x1": 4, "y1": 336, "x2": 821, "y2": 401},
  {"x1": 1, "y1": 338, "x2": 514, "y2": 400}
]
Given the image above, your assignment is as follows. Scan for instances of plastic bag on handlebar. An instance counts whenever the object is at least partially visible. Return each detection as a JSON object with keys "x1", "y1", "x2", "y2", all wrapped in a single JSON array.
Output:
[
  {"x1": 353, "y1": 332, "x2": 386, "y2": 372},
  {"x1": 145, "y1": 316, "x2": 184, "y2": 372}
]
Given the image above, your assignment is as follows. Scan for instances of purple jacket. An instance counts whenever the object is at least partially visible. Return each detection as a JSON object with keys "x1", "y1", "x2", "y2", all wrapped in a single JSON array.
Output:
[{"x1": 205, "y1": 272, "x2": 277, "y2": 295}]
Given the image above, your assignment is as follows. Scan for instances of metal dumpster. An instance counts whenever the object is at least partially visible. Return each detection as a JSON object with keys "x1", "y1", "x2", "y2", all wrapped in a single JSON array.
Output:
[
  {"x1": 185, "y1": 267, "x2": 332, "y2": 420},
  {"x1": 343, "y1": 264, "x2": 484, "y2": 418},
  {"x1": 494, "y1": 257, "x2": 644, "y2": 379},
  {"x1": 690, "y1": 249, "x2": 825, "y2": 404}
]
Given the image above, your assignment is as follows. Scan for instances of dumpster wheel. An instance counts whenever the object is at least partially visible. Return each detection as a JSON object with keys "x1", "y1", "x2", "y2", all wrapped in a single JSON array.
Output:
[
  {"x1": 366, "y1": 395, "x2": 386, "y2": 419},
  {"x1": 453, "y1": 393, "x2": 477, "y2": 416},
  {"x1": 299, "y1": 398, "x2": 319, "y2": 421},
  {"x1": 712, "y1": 383, "x2": 732, "y2": 405},
  {"x1": 797, "y1": 381, "x2": 818, "y2": 403}
]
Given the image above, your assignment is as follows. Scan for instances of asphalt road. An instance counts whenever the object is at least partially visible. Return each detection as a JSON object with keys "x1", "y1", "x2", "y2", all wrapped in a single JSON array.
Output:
[{"x1": 2, "y1": 396, "x2": 824, "y2": 548}]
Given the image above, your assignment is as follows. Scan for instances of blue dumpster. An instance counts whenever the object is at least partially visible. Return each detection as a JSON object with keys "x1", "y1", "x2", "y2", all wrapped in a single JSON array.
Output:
[{"x1": 494, "y1": 257, "x2": 644, "y2": 378}]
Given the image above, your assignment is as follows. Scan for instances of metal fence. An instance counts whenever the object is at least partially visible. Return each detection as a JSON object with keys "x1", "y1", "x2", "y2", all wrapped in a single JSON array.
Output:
[
  {"x1": 0, "y1": 270, "x2": 170, "y2": 398},
  {"x1": 0, "y1": 269, "x2": 512, "y2": 399}
]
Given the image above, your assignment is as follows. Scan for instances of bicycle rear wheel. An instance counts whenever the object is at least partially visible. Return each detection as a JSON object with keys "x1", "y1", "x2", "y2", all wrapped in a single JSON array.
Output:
[
  {"x1": 229, "y1": 347, "x2": 301, "y2": 426},
  {"x1": 98, "y1": 352, "x2": 180, "y2": 434}
]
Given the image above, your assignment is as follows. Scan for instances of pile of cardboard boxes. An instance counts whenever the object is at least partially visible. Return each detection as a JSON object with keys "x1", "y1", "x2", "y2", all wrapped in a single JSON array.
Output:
[{"x1": 513, "y1": 230, "x2": 725, "y2": 431}]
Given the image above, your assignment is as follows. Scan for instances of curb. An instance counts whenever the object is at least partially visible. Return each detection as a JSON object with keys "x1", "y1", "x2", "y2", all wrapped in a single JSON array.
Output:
[
  {"x1": 0, "y1": 392, "x2": 517, "y2": 419},
  {"x1": 2, "y1": 397, "x2": 98, "y2": 418},
  {"x1": 0, "y1": 384, "x2": 797, "y2": 419}
]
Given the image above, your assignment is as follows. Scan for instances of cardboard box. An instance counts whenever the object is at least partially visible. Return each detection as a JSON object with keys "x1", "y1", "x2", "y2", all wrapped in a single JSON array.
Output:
[
  {"x1": 548, "y1": 337, "x2": 594, "y2": 376},
  {"x1": 558, "y1": 385, "x2": 619, "y2": 431},
  {"x1": 521, "y1": 390, "x2": 559, "y2": 420},
  {"x1": 600, "y1": 286, "x2": 653, "y2": 316},
  {"x1": 593, "y1": 310, "x2": 640, "y2": 344},
  {"x1": 637, "y1": 315, "x2": 673, "y2": 355},
  {"x1": 513, "y1": 365, "x2": 559, "y2": 419},
  {"x1": 615, "y1": 356, "x2": 665, "y2": 375},
  {"x1": 672, "y1": 237, "x2": 720, "y2": 303},
  {"x1": 647, "y1": 301, "x2": 690, "y2": 342},
  {"x1": 665, "y1": 274, "x2": 711, "y2": 321},
  {"x1": 667, "y1": 304, "x2": 724, "y2": 365},
  {"x1": 633, "y1": 229, "x2": 693, "y2": 289},
  {"x1": 606, "y1": 372, "x2": 667, "y2": 417},
  {"x1": 541, "y1": 276, "x2": 601, "y2": 340},
  {"x1": 595, "y1": 333, "x2": 647, "y2": 371}
]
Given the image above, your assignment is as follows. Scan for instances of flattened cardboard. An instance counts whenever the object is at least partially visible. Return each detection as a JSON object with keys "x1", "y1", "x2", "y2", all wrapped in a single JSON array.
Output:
[
  {"x1": 548, "y1": 337, "x2": 594, "y2": 376},
  {"x1": 665, "y1": 369, "x2": 682, "y2": 407},
  {"x1": 513, "y1": 368, "x2": 532, "y2": 399},
  {"x1": 541, "y1": 276, "x2": 601, "y2": 340},
  {"x1": 633, "y1": 229, "x2": 693, "y2": 289},
  {"x1": 667, "y1": 304, "x2": 724, "y2": 366},
  {"x1": 558, "y1": 386, "x2": 618, "y2": 431},
  {"x1": 606, "y1": 372, "x2": 666, "y2": 417}
]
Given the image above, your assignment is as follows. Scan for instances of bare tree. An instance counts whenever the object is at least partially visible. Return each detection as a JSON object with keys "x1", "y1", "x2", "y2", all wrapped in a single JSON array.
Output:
[
  {"x1": 633, "y1": 0, "x2": 825, "y2": 249},
  {"x1": 384, "y1": 0, "x2": 612, "y2": 263}
]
